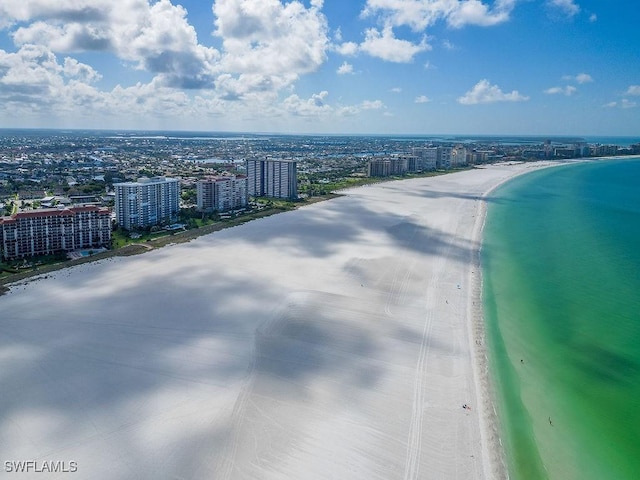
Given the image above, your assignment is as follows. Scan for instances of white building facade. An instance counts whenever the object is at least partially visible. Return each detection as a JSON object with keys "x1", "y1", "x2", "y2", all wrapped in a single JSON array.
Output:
[
  {"x1": 197, "y1": 175, "x2": 248, "y2": 213},
  {"x1": 114, "y1": 177, "x2": 180, "y2": 230},
  {"x1": 246, "y1": 158, "x2": 298, "y2": 200}
]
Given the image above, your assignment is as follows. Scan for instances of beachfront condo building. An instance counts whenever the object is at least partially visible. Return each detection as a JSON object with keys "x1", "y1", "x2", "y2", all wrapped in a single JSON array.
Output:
[
  {"x1": 0, "y1": 206, "x2": 112, "y2": 260},
  {"x1": 114, "y1": 176, "x2": 180, "y2": 230},
  {"x1": 451, "y1": 146, "x2": 468, "y2": 168},
  {"x1": 367, "y1": 156, "x2": 409, "y2": 177},
  {"x1": 367, "y1": 158, "x2": 392, "y2": 177},
  {"x1": 412, "y1": 148, "x2": 436, "y2": 171},
  {"x1": 415, "y1": 146, "x2": 466, "y2": 170},
  {"x1": 246, "y1": 157, "x2": 298, "y2": 200},
  {"x1": 419, "y1": 147, "x2": 440, "y2": 170},
  {"x1": 197, "y1": 175, "x2": 248, "y2": 213}
]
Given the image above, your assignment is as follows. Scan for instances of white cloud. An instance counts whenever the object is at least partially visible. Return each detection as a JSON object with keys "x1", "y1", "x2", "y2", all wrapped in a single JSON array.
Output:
[
  {"x1": 575, "y1": 73, "x2": 593, "y2": 84},
  {"x1": 391, "y1": 87, "x2": 402, "y2": 93},
  {"x1": 442, "y1": 39, "x2": 457, "y2": 50},
  {"x1": 562, "y1": 73, "x2": 593, "y2": 84},
  {"x1": 360, "y1": 25, "x2": 429, "y2": 63},
  {"x1": 337, "y1": 61, "x2": 354, "y2": 75},
  {"x1": 362, "y1": 0, "x2": 516, "y2": 31},
  {"x1": 603, "y1": 99, "x2": 638, "y2": 109},
  {"x1": 210, "y1": 0, "x2": 330, "y2": 106},
  {"x1": 335, "y1": 41, "x2": 359, "y2": 56},
  {"x1": 3, "y1": 0, "x2": 330, "y2": 96},
  {"x1": 215, "y1": 71, "x2": 304, "y2": 104},
  {"x1": 589, "y1": 13, "x2": 597, "y2": 22},
  {"x1": 458, "y1": 79, "x2": 529, "y2": 104},
  {"x1": 625, "y1": 85, "x2": 640, "y2": 96},
  {"x1": 0, "y1": 44, "x2": 196, "y2": 121},
  {"x1": 546, "y1": 0, "x2": 580, "y2": 18},
  {"x1": 447, "y1": 0, "x2": 515, "y2": 28},
  {"x1": 335, "y1": 99, "x2": 385, "y2": 117},
  {"x1": 415, "y1": 95, "x2": 430, "y2": 103},
  {"x1": 362, "y1": 99, "x2": 385, "y2": 110},
  {"x1": 544, "y1": 85, "x2": 577, "y2": 96},
  {"x1": 283, "y1": 90, "x2": 332, "y2": 117},
  {"x1": 5, "y1": 0, "x2": 221, "y2": 89},
  {"x1": 0, "y1": 44, "x2": 65, "y2": 100},
  {"x1": 336, "y1": 105, "x2": 360, "y2": 117},
  {"x1": 63, "y1": 57, "x2": 101, "y2": 83},
  {"x1": 213, "y1": 0, "x2": 329, "y2": 78}
]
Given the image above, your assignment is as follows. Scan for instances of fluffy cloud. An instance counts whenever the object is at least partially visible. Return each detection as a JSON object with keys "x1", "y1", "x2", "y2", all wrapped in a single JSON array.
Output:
[
  {"x1": 575, "y1": 73, "x2": 593, "y2": 84},
  {"x1": 447, "y1": 0, "x2": 515, "y2": 28},
  {"x1": 337, "y1": 62, "x2": 354, "y2": 75},
  {"x1": 604, "y1": 86, "x2": 640, "y2": 110},
  {"x1": 360, "y1": 26, "x2": 429, "y2": 63},
  {"x1": 0, "y1": 43, "x2": 200, "y2": 124},
  {"x1": 213, "y1": 0, "x2": 328, "y2": 76},
  {"x1": 625, "y1": 85, "x2": 640, "y2": 96},
  {"x1": 458, "y1": 79, "x2": 529, "y2": 104},
  {"x1": 355, "y1": 1, "x2": 514, "y2": 63},
  {"x1": 6, "y1": 0, "x2": 221, "y2": 89},
  {"x1": 544, "y1": 85, "x2": 577, "y2": 96},
  {"x1": 415, "y1": 95, "x2": 430, "y2": 103},
  {"x1": 562, "y1": 73, "x2": 592, "y2": 84},
  {"x1": 546, "y1": 0, "x2": 580, "y2": 18},
  {"x1": 210, "y1": 0, "x2": 330, "y2": 104},
  {"x1": 361, "y1": 0, "x2": 516, "y2": 31},
  {"x1": 335, "y1": 41, "x2": 359, "y2": 56},
  {"x1": 0, "y1": 45, "x2": 66, "y2": 102},
  {"x1": 361, "y1": 99, "x2": 385, "y2": 110},
  {"x1": 283, "y1": 90, "x2": 332, "y2": 117},
  {"x1": 605, "y1": 99, "x2": 637, "y2": 109},
  {"x1": 336, "y1": 99, "x2": 385, "y2": 117},
  {"x1": 0, "y1": 0, "x2": 333, "y2": 112}
]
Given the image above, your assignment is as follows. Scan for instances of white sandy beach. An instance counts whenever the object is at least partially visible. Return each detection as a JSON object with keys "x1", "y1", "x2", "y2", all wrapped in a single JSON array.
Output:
[{"x1": 0, "y1": 162, "x2": 556, "y2": 479}]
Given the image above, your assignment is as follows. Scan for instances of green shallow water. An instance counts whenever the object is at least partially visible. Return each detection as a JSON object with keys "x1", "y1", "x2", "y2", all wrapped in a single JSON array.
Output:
[{"x1": 482, "y1": 159, "x2": 640, "y2": 480}]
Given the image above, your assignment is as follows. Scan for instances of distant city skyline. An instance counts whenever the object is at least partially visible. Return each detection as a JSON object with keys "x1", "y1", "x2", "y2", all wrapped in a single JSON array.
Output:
[{"x1": 0, "y1": 1, "x2": 638, "y2": 136}]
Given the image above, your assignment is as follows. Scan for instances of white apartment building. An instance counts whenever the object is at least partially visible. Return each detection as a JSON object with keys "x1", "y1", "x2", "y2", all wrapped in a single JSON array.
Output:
[
  {"x1": 114, "y1": 177, "x2": 180, "y2": 230},
  {"x1": 367, "y1": 156, "x2": 409, "y2": 177},
  {"x1": 417, "y1": 147, "x2": 439, "y2": 171},
  {"x1": 451, "y1": 146, "x2": 468, "y2": 168},
  {"x1": 197, "y1": 175, "x2": 248, "y2": 213},
  {"x1": 246, "y1": 158, "x2": 298, "y2": 200},
  {"x1": 367, "y1": 158, "x2": 392, "y2": 177},
  {"x1": 0, "y1": 206, "x2": 111, "y2": 260}
]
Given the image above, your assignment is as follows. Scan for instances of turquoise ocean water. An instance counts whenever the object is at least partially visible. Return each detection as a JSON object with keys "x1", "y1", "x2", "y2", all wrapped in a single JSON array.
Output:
[{"x1": 482, "y1": 159, "x2": 640, "y2": 480}]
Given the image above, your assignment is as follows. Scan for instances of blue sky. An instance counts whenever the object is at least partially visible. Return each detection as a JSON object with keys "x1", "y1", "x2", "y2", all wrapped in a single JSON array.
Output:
[{"x1": 0, "y1": 1, "x2": 638, "y2": 135}]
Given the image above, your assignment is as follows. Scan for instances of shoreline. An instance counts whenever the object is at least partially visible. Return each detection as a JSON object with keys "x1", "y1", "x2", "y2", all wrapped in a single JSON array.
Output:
[
  {"x1": 0, "y1": 159, "x2": 621, "y2": 479},
  {"x1": 470, "y1": 160, "x2": 569, "y2": 480},
  {"x1": 470, "y1": 159, "x2": 597, "y2": 480},
  {"x1": 476, "y1": 156, "x2": 640, "y2": 480}
]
